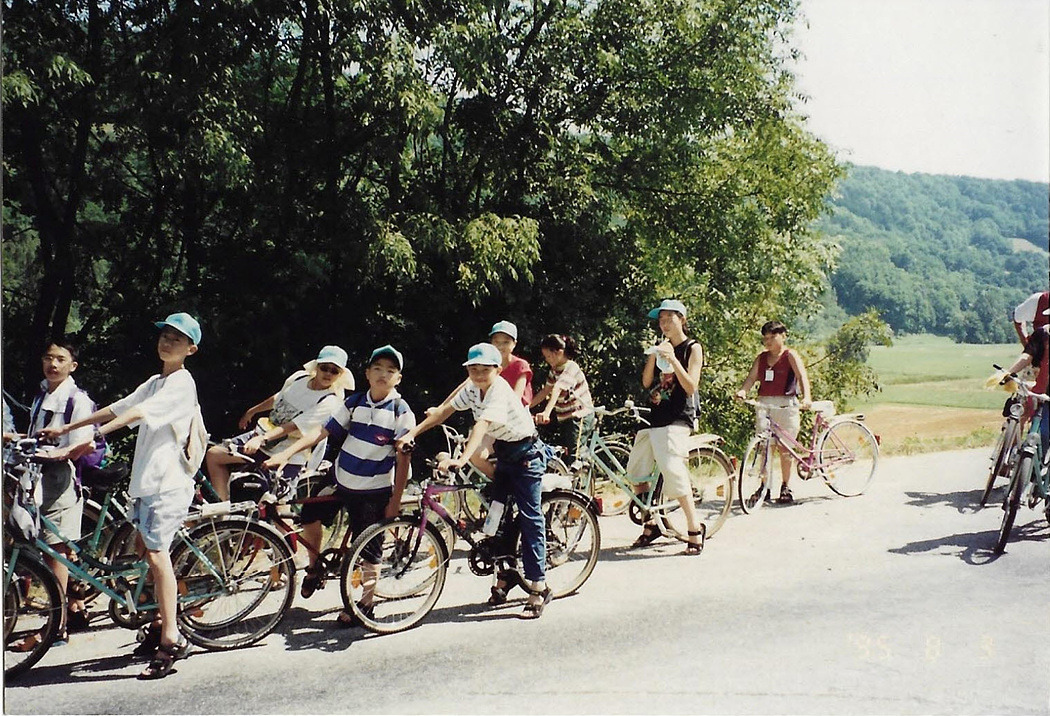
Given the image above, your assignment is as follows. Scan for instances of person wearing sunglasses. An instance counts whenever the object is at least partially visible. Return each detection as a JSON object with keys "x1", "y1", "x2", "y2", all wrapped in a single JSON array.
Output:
[{"x1": 205, "y1": 345, "x2": 353, "y2": 500}]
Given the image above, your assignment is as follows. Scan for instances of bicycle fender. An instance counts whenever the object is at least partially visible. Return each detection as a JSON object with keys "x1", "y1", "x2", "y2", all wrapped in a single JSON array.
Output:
[
  {"x1": 541, "y1": 473, "x2": 573, "y2": 493},
  {"x1": 687, "y1": 433, "x2": 723, "y2": 450}
]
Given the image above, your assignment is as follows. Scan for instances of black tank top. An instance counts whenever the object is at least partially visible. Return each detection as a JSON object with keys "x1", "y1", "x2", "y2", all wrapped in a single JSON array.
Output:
[{"x1": 648, "y1": 339, "x2": 699, "y2": 429}]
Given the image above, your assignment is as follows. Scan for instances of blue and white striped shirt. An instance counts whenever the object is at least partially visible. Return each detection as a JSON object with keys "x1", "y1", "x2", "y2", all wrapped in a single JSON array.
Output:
[{"x1": 325, "y1": 389, "x2": 416, "y2": 492}]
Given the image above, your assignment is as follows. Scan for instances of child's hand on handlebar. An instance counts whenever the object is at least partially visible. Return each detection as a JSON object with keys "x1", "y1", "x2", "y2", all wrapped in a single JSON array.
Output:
[
  {"x1": 242, "y1": 435, "x2": 266, "y2": 455},
  {"x1": 437, "y1": 455, "x2": 465, "y2": 473},
  {"x1": 37, "y1": 425, "x2": 67, "y2": 441},
  {"x1": 733, "y1": 389, "x2": 747, "y2": 401}
]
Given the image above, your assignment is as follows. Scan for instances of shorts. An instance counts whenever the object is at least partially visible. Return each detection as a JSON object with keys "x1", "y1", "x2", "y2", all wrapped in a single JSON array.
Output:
[
  {"x1": 40, "y1": 461, "x2": 83, "y2": 545},
  {"x1": 299, "y1": 474, "x2": 391, "y2": 564},
  {"x1": 756, "y1": 396, "x2": 800, "y2": 438},
  {"x1": 624, "y1": 425, "x2": 692, "y2": 500},
  {"x1": 130, "y1": 483, "x2": 195, "y2": 552}
]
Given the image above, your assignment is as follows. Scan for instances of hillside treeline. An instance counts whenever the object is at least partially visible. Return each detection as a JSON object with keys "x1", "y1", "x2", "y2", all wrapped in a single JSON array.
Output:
[
  {"x1": 3, "y1": 0, "x2": 868, "y2": 452},
  {"x1": 819, "y1": 166, "x2": 1049, "y2": 344}
]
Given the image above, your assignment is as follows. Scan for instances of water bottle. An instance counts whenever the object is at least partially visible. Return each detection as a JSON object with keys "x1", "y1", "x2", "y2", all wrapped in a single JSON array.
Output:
[{"x1": 481, "y1": 500, "x2": 505, "y2": 536}]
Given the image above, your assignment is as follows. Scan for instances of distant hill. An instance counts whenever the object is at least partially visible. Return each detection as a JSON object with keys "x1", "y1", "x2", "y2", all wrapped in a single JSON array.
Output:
[{"x1": 814, "y1": 166, "x2": 1048, "y2": 343}]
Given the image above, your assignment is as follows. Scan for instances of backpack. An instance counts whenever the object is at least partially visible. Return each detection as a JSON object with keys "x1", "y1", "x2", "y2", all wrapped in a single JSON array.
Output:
[{"x1": 30, "y1": 387, "x2": 107, "y2": 497}]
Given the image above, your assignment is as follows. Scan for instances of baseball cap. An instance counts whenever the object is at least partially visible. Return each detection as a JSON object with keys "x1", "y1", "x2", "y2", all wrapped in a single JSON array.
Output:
[
  {"x1": 315, "y1": 345, "x2": 349, "y2": 369},
  {"x1": 488, "y1": 320, "x2": 518, "y2": 341},
  {"x1": 647, "y1": 299, "x2": 688, "y2": 320},
  {"x1": 462, "y1": 343, "x2": 502, "y2": 367},
  {"x1": 369, "y1": 344, "x2": 404, "y2": 370},
  {"x1": 155, "y1": 312, "x2": 202, "y2": 345}
]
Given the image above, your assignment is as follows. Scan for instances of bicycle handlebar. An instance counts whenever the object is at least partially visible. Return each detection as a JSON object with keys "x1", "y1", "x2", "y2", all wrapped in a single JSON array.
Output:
[{"x1": 994, "y1": 366, "x2": 1050, "y2": 403}]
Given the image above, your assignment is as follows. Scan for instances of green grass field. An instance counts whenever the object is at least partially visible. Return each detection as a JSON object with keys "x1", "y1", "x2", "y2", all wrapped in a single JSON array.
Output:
[{"x1": 855, "y1": 334, "x2": 1024, "y2": 455}]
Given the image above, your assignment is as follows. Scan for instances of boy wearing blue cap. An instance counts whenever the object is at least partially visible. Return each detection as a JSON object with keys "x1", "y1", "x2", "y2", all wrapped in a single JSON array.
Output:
[
  {"x1": 45, "y1": 312, "x2": 204, "y2": 678},
  {"x1": 265, "y1": 345, "x2": 415, "y2": 627},
  {"x1": 397, "y1": 343, "x2": 553, "y2": 619},
  {"x1": 205, "y1": 345, "x2": 352, "y2": 500}
]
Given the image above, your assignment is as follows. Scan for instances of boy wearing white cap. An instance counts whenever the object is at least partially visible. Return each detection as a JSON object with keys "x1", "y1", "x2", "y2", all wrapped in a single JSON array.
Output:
[
  {"x1": 44, "y1": 312, "x2": 204, "y2": 678},
  {"x1": 265, "y1": 345, "x2": 415, "y2": 627},
  {"x1": 397, "y1": 343, "x2": 554, "y2": 619},
  {"x1": 205, "y1": 345, "x2": 351, "y2": 500}
]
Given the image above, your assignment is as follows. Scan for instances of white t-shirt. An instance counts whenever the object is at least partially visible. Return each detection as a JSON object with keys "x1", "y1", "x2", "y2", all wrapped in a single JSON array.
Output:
[
  {"x1": 450, "y1": 378, "x2": 536, "y2": 443},
  {"x1": 29, "y1": 376, "x2": 94, "y2": 450},
  {"x1": 264, "y1": 372, "x2": 341, "y2": 464},
  {"x1": 1014, "y1": 291, "x2": 1047, "y2": 323},
  {"x1": 110, "y1": 369, "x2": 199, "y2": 498}
]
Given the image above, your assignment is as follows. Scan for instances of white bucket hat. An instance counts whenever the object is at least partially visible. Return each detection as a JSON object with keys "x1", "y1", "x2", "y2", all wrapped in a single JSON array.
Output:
[{"x1": 302, "y1": 345, "x2": 355, "y2": 392}]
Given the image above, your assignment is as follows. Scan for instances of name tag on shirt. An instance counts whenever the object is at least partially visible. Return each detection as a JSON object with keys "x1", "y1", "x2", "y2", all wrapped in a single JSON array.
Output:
[{"x1": 764, "y1": 369, "x2": 774, "y2": 382}]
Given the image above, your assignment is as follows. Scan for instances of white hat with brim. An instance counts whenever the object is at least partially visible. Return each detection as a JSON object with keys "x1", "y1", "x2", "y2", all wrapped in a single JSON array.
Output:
[{"x1": 303, "y1": 345, "x2": 355, "y2": 392}]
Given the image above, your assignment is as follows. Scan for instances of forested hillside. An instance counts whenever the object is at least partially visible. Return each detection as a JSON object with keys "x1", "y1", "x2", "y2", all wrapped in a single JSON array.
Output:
[{"x1": 817, "y1": 166, "x2": 1048, "y2": 343}]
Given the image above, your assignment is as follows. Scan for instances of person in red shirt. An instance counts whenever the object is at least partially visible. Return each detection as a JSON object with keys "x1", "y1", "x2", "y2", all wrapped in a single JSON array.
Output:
[
  {"x1": 1004, "y1": 309, "x2": 1049, "y2": 455},
  {"x1": 734, "y1": 321, "x2": 812, "y2": 504}
]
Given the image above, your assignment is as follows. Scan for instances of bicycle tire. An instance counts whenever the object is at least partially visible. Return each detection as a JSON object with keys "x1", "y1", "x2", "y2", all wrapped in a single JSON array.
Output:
[
  {"x1": 172, "y1": 518, "x2": 295, "y2": 650},
  {"x1": 103, "y1": 522, "x2": 153, "y2": 630},
  {"x1": 293, "y1": 475, "x2": 350, "y2": 552},
  {"x1": 994, "y1": 453, "x2": 1030, "y2": 554},
  {"x1": 340, "y1": 518, "x2": 448, "y2": 635},
  {"x1": 738, "y1": 436, "x2": 772, "y2": 514},
  {"x1": 818, "y1": 420, "x2": 879, "y2": 497},
  {"x1": 537, "y1": 489, "x2": 601, "y2": 597},
  {"x1": 659, "y1": 447, "x2": 734, "y2": 539},
  {"x1": 981, "y1": 420, "x2": 1019, "y2": 507},
  {"x1": 4, "y1": 549, "x2": 65, "y2": 679}
]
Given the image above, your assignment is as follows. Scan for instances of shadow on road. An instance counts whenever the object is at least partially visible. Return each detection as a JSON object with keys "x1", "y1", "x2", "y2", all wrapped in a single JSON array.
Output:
[
  {"x1": 903, "y1": 488, "x2": 989, "y2": 514},
  {"x1": 890, "y1": 521, "x2": 1050, "y2": 565}
]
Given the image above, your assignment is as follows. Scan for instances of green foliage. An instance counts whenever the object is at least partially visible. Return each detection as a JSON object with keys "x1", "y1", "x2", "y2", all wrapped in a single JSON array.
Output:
[
  {"x1": 818, "y1": 166, "x2": 1048, "y2": 344},
  {"x1": 3, "y1": 0, "x2": 841, "y2": 445}
]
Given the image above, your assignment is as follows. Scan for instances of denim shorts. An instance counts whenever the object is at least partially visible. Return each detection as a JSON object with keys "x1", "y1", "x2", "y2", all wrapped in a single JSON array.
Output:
[{"x1": 130, "y1": 483, "x2": 195, "y2": 551}]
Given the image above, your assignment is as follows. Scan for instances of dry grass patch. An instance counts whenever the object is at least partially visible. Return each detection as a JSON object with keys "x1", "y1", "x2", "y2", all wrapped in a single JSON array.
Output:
[{"x1": 855, "y1": 403, "x2": 1001, "y2": 456}]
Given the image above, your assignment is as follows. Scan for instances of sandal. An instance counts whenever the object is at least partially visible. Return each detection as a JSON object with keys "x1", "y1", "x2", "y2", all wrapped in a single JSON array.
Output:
[
  {"x1": 776, "y1": 485, "x2": 794, "y2": 504},
  {"x1": 132, "y1": 622, "x2": 162, "y2": 657},
  {"x1": 334, "y1": 603, "x2": 374, "y2": 629},
  {"x1": 67, "y1": 609, "x2": 91, "y2": 633},
  {"x1": 630, "y1": 524, "x2": 661, "y2": 549},
  {"x1": 684, "y1": 526, "x2": 705, "y2": 556},
  {"x1": 138, "y1": 637, "x2": 189, "y2": 680},
  {"x1": 488, "y1": 584, "x2": 509, "y2": 606},
  {"x1": 300, "y1": 567, "x2": 325, "y2": 599},
  {"x1": 519, "y1": 586, "x2": 553, "y2": 620}
]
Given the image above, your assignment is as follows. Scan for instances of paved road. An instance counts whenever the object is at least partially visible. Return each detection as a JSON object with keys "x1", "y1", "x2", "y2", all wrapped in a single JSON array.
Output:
[{"x1": 5, "y1": 448, "x2": 1049, "y2": 714}]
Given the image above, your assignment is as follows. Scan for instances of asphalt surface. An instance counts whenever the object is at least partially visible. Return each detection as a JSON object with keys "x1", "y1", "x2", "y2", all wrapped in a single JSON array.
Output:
[{"x1": 4, "y1": 448, "x2": 1048, "y2": 715}]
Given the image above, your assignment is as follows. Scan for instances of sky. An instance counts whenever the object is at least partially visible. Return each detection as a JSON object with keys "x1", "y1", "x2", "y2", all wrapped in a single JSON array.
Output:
[{"x1": 790, "y1": 0, "x2": 1050, "y2": 183}]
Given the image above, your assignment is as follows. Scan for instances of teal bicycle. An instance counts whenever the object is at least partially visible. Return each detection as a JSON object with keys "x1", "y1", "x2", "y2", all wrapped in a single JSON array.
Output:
[
  {"x1": 992, "y1": 372, "x2": 1049, "y2": 554},
  {"x1": 567, "y1": 401, "x2": 735, "y2": 539},
  {"x1": 4, "y1": 438, "x2": 296, "y2": 679}
]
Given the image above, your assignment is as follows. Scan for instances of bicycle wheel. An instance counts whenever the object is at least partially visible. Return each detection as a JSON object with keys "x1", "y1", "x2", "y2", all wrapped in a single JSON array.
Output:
[
  {"x1": 4, "y1": 549, "x2": 65, "y2": 679},
  {"x1": 981, "y1": 421, "x2": 1018, "y2": 506},
  {"x1": 172, "y1": 518, "x2": 295, "y2": 650},
  {"x1": 659, "y1": 447, "x2": 734, "y2": 539},
  {"x1": 340, "y1": 518, "x2": 448, "y2": 635},
  {"x1": 994, "y1": 454, "x2": 1030, "y2": 554},
  {"x1": 102, "y1": 522, "x2": 154, "y2": 630},
  {"x1": 592, "y1": 441, "x2": 633, "y2": 516},
  {"x1": 539, "y1": 490, "x2": 601, "y2": 597},
  {"x1": 738, "y1": 436, "x2": 772, "y2": 514},
  {"x1": 818, "y1": 420, "x2": 879, "y2": 497}
]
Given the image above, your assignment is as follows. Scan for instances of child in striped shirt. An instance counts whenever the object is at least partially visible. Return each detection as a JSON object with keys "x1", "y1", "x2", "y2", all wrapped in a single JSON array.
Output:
[{"x1": 265, "y1": 345, "x2": 415, "y2": 627}]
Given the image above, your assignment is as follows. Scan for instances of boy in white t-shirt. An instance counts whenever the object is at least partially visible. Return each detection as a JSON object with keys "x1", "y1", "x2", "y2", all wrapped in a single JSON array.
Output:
[
  {"x1": 397, "y1": 343, "x2": 554, "y2": 619},
  {"x1": 46, "y1": 312, "x2": 203, "y2": 679},
  {"x1": 204, "y1": 345, "x2": 351, "y2": 499}
]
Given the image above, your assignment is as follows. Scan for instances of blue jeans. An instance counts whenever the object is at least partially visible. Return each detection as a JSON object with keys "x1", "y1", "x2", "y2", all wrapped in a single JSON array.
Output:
[{"x1": 491, "y1": 440, "x2": 548, "y2": 583}]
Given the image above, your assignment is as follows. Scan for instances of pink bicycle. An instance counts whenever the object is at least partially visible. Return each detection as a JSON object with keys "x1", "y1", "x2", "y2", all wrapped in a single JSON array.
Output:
[{"x1": 738, "y1": 399, "x2": 879, "y2": 513}]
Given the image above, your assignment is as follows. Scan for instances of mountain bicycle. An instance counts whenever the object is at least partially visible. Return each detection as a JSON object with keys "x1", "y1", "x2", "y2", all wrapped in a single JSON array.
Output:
[
  {"x1": 339, "y1": 454, "x2": 600, "y2": 634},
  {"x1": 981, "y1": 378, "x2": 1027, "y2": 507},
  {"x1": 992, "y1": 372, "x2": 1049, "y2": 554},
  {"x1": 4, "y1": 438, "x2": 296, "y2": 679},
  {"x1": 737, "y1": 399, "x2": 879, "y2": 513},
  {"x1": 564, "y1": 401, "x2": 734, "y2": 538}
]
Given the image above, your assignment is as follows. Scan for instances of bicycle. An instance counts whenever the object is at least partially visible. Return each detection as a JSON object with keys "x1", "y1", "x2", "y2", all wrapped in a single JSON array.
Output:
[
  {"x1": 564, "y1": 401, "x2": 734, "y2": 538},
  {"x1": 981, "y1": 365, "x2": 1028, "y2": 506},
  {"x1": 992, "y1": 372, "x2": 1049, "y2": 554},
  {"x1": 737, "y1": 399, "x2": 879, "y2": 513},
  {"x1": 339, "y1": 454, "x2": 601, "y2": 634},
  {"x1": 3, "y1": 438, "x2": 296, "y2": 679}
]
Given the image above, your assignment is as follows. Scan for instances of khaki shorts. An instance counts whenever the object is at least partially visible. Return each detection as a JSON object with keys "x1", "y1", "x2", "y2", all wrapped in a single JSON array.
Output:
[
  {"x1": 130, "y1": 483, "x2": 195, "y2": 552},
  {"x1": 40, "y1": 461, "x2": 83, "y2": 545},
  {"x1": 624, "y1": 425, "x2": 693, "y2": 500},
  {"x1": 757, "y1": 396, "x2": 800, "y2": 438}
]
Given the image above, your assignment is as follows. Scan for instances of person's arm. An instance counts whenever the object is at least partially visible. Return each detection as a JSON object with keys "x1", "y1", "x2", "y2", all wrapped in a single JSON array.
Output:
[
  {"x1": 529, "y1": 382, "x2": 551, "y2": 409},
  {"x1": 243, "y1": 420, "x2": 300, "y2": 455},
  {"x1": 441, "y1": 419, "x2": 490, "y2": 471},
  {"x1": 787, "y1": 349, "x2": 812, "y2": 409},
  {"x1": 735, "y1": 356, "x2": 762, "y2": 399},
  {"x1": 239, "y1": 394, "x2": 277, "y2": 430},
  {"x1": 426, "y1": 379, "x2": 469, "y2": 416},
  {"x1": 1013, "y1": 321, "x2": 1028, "y2": 346},
  {"x1": 535, "y1": 385, "x2": 563, "y2": 425},
  {"x1": 397, "y1": 403, "x2": 455, "y2": 451},
  {"x1": 641, "y1": 349, "x2": 659, "y2": 390},
  {"x1": 385, "y1": 450, "x2": 412, "y2": 519},
  {"x1": 46, "y1": 406, "x2": 130, "y2": 461},
  {"x1": 1004, "y1": 352, "x2": 1034, "y2": 377},
  {"x1": 662, "y1": 342, "x2": 702, "y2": 396},
  {"x1": 511, "y1": 374, "x2": 528, "y2": 400},
  {"x1": 262, "y1": 425, "x2": 328, "y2": 470}
]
